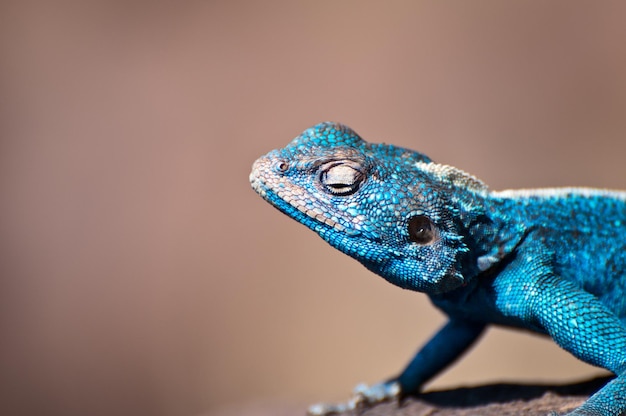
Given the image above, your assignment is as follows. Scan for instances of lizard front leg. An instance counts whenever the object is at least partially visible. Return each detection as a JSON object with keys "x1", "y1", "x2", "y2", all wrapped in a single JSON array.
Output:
[
  {"x1": 528, "y1": 276, "x2": 626, "y2": 415},
  {"x1": 307, "y1": 318, "x2": 485, "y2": 415},
  {"x1": 490, "y1": 244, "x2": 626, "y2": 416}
]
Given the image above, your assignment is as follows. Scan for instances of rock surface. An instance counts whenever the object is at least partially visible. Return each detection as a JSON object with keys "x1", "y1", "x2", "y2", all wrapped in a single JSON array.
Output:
[
  {"x1": 319, "y1": 376, "x2": 609, "y2": 416},
  {"x1": 212, "y1": 376, "x2": 610, "y2": 416}
]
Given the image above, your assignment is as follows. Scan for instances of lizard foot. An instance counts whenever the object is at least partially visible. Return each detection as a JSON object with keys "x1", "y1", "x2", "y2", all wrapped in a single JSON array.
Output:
[{"x1": 307, "y1": 381, "x2": 401, "y2": 416}]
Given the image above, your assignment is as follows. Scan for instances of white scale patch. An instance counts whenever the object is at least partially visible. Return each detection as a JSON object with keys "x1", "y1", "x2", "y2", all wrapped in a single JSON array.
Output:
[
  {"x1": 415, "y1": 162, "x2": 488, "y2": 194},
  {"x1": 493, "y1": 187, "x2": 626, "y2": 201}
]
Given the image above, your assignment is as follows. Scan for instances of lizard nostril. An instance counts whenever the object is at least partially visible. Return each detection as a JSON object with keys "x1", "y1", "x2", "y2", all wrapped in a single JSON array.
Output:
[{"x1": 274, "y1": 160, "x2": 289, "y2": 173}]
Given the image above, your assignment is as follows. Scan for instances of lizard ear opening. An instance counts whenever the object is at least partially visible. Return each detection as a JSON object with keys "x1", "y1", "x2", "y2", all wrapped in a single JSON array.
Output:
[{"x1": 407, "y1": 215, "x2": 439, "y2": 245}]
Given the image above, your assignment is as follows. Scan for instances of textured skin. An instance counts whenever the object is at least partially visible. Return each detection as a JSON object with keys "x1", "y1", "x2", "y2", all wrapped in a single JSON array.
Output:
[{"x1": 250, "y1": 122, "x2": 626, "y2": 416}]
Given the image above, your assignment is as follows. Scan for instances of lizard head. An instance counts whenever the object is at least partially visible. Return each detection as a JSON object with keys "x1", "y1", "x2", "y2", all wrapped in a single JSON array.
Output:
[{"x1": 250, "y1": 122, "x2": 488, "y2": 294}]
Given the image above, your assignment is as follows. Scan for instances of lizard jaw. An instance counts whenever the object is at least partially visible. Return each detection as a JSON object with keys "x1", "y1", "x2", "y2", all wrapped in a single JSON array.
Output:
[{"x1": 250, "y1": 159, "x2": 352, "y2": 235}]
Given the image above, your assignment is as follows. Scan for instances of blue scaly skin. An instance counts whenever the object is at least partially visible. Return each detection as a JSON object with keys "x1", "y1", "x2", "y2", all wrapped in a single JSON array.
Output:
[{"x1": 250, "y1": 122, "x2": 626, "y2": 415}]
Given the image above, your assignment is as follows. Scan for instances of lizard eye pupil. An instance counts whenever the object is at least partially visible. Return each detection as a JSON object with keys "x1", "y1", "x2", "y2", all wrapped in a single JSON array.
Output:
[
  {"x1": 320, "y1": 162, "x2": 364, "y2": 196},
  {"x1": 407, "y1": 215, "x2": 438, "y2": 245}
]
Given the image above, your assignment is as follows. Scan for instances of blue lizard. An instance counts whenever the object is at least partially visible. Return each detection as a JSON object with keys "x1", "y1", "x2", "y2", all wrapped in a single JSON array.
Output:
[{"x1": 249, "y1": 122, "x2": 626, "y2": 415}]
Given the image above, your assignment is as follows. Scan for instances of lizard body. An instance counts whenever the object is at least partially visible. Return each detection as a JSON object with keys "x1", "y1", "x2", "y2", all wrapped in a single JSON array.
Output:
[{"x1": 250, "y1": 122, "x2": 626, "y2": 415}]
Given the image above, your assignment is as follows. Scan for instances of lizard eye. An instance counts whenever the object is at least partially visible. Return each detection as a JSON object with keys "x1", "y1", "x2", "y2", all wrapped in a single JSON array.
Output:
[
  {"x1": 407, "y1": 215, "x2": 438, "y2": 245},
  {"x1": 320, "y1": 162, "x2": 364, "y2": 196}
]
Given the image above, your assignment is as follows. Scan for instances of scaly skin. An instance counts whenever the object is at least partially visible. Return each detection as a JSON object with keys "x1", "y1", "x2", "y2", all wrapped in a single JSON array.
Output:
[{"x1": 250, "y1": 122, "x2": 626, "y2": 415}]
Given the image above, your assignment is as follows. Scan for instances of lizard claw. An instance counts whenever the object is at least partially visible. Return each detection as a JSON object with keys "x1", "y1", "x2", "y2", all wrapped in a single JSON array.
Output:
[
  {"x1": 307, "y1": 381, "x2": 401, "y2": 415},
  {"x1": 353, "y1": 380, "x2": 401, "y2": 405},
  {"x1": 307, "y1": 401, "x2": 353, "y2": 416}
]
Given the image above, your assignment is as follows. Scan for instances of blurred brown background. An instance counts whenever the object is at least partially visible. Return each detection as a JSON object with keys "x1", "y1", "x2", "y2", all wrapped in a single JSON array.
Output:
[{"x1": 1, "y1": 1, "x2": 625, "y2": 416}]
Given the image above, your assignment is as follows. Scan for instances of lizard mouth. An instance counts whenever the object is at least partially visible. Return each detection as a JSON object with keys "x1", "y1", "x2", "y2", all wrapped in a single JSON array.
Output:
[
  {"x1": 250, "y1": 158, "x2": 352, "y2": 234},
  {"x1": 250, "y1": 172, "x2": 348, "y2": 233}
]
